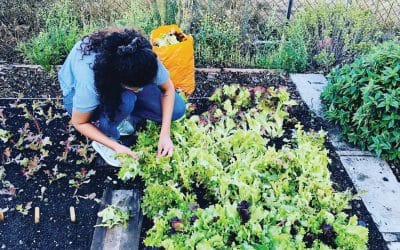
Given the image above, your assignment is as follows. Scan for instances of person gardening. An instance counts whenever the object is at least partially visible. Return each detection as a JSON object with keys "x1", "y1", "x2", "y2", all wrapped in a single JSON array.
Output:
[{"x1": 58, "y1": 27, "x2": 186, "y2": 166}]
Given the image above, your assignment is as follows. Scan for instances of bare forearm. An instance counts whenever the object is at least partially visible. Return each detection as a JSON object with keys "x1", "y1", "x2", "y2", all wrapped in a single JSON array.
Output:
[
  {"x1": 73, "y1": 122, "x2": 120, "y2": 150},
  {"x1": 160, "y1": 86, "x2": 175, "y2": 136}
]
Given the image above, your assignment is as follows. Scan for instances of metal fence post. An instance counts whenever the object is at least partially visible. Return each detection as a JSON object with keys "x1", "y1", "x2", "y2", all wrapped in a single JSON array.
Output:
[{"x1": 287, "y1": 0, "x2": 294, "y2": 20}]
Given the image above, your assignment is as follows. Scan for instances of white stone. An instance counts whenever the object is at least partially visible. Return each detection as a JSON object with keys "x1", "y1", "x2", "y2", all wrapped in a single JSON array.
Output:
[
  {"x1": 388, "y1": 242, "x2": 400, "y2": 250},
  {"x1": 339, "y1": 156, "x2": 400, "y2": 232}
]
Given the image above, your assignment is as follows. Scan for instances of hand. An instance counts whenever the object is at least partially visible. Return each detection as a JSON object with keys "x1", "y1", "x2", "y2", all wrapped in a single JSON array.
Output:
[
  {"x1": 114, "y1": 143, "x2": 139, "y2": 160},
  {"x1": 157, "y1": 135, "x2": 174, "y2": 157}
]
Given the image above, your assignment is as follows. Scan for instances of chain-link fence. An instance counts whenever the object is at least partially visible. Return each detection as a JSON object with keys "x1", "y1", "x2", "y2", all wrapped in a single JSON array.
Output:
[
  {"x1": 1, "y1": 0, "x2": 399, "y2": 63},
  {"x1": 187, "y1": 0, "x2": 400, "y2": 27},
  {"x1": 288, "y1": 0, "x2": 400, "y2": 27}
]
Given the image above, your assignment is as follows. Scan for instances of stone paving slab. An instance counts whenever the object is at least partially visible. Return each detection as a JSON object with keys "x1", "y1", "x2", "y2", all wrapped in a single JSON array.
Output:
[
  {"x1": 339, "y1": 156, "x2": 400, "y2": 232},
  {"x1": 290, "y1": 74, "x2": 327, "y2": 117},
  {"x1": 327, "y1": 128, "x2": 369, "y2": 152},
  {"x1": 91, "y1": 189, "x2": 142, "y2": 250},
  {"x1": 291, "y1": 73, "x2": 400, "y2": 248},
  {"x1": 388, "y1": 242, "x2": 400, "y2": 250}
]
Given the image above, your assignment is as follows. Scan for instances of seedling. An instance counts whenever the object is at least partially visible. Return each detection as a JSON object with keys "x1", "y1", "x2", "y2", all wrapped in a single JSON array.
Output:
[
  {"x1": 57, "y1": 135, "x2": 75, "y2": 162},
  {"x1": 0, "y1": 129, "x2": 12, "y2": 143},
  {"x1": 95, "y1": 205, "x2": 130, "y2": 228},
  {"x1": 43, "y1": 165, "x2": 67, "y2": 184},
  {"x1": 75, "y1": 140, "x2": 96, "y2": 165},
  {"x1": 69, "y1": 168, "x2": 96, "y2": 198},
  {"x1": 16, "y1": 202, "x2": 32, "y2": 216}
]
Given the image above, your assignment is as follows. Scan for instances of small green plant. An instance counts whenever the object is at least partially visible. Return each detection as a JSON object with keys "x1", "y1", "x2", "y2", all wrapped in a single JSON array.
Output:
[
  {"x1": 16, "y1": 202, "x2": 32, "y2": 216},
  {"x1": 272, "y1": 30, "x2": 308, "y2": 72},
  {"x1": 96, "y1": 205, "x2": 130, "y2": 228},
  {"x1": 141, "y1": 182, "x2": 183, "y2": 217},
  {"x1": 314, "y1": 49, "x2": 336, "y2": 72},
  {"x1": 322, "y1": 41, "x2": 400, "y2": 160},
  {"x1": 69, "y1": 168, "x2": 96, "y2": 197},
  {"x1": 0, "y1": 129, "x2": 12, "y2": 143}
]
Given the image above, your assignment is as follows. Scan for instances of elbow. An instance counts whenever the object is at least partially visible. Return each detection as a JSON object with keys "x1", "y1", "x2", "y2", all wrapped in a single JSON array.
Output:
[
  {"x1": 70, "y1": 117, "x2": 86, "y2": 128},
  {"x1": 70, "y1": 119, "x2": 80, "y2": 128}
]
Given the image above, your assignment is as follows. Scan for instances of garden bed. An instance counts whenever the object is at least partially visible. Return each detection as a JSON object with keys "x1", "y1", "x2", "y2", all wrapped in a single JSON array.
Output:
[
  {"x1": 0, "y1": 70, "x2": 387, "y2": 249},
  {"x1": 0, "y1": 98, "x2": 143, "y2": 249},
  {"x1": 0, "y1": 65, "x2": 59, "y2": 98}
]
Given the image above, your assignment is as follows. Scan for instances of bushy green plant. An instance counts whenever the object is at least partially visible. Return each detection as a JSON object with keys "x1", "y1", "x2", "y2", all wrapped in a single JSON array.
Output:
[
  {"x1": 194, "y1": 15, "x2": 246, "y2": 67},
  {"x1": 322, "y1": 41, "x2": 400, "y2": 160},
  {"x1": 272, "y1": 29, "x2": 308, "y2": 72},
  {"x1": 285, "y1": 0, "x2": 383, "y2": 72},
  {"x1": 114, "y1": 0, "x2": 162, "y2": 34},
  {"x1": 18, "y1": 0, "x2": 95, "y2": 71}
]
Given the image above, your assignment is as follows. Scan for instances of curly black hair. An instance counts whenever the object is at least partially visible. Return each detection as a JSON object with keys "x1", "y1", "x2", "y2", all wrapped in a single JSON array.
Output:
[{"x1": 80, "y1": 27, "x2": 158, "y2": 121}]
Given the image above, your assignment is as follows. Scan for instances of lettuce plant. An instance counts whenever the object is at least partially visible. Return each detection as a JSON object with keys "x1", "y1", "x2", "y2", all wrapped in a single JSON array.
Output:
[
  {"x1": 117, "y1": 85, "x2": 368, "y2": 249},
  {"x1": 96, "y1": 205, "x2": 130, "y2": 228}
]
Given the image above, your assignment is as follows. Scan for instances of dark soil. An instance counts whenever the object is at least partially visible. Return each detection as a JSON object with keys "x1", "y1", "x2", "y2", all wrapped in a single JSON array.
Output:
[
  {"x1": 0, "y1": 65, "x2": 59, "y2": 98},
  {"x1": 0, "y1": 69, "x2": 388, "y2": 250},
  {"x1": 388, "y1": 160, "x2": 400, "y2": 182},
  {"x1": 0, "y1": 99, "x2": 141, "y2": 249}
]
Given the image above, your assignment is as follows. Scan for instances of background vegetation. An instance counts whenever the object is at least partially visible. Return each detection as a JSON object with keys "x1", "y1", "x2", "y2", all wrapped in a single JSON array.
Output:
[{"x1": 0, "y1": 0, "x2": 399, "y2": 72}]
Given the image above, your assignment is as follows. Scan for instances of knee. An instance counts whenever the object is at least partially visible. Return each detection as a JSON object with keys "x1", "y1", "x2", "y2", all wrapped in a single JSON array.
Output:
[
  {"x1": 120, "y1": 90, "x2": 137, "y2": 114},
  {"x1": 98, "y1": 115, "x2": 119, "y2": 139},
  {"x1": 172, "y1": 94, "x2": 186, "y2": 120}
]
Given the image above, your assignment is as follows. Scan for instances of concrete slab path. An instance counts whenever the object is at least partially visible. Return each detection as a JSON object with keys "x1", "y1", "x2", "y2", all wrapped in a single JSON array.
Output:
[{"x1": 291, "y1": 74, "x2": 400, "y2": 249}]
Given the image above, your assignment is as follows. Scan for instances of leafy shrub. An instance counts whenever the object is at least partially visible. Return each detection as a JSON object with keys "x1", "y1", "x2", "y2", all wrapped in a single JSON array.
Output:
[
  {"x1": 118, "y1": 85, "x2": 368, "y2": 249},
  {"x1": 322, "y1": 41, "x2": 400, "y2": 160},
  {"x1": 17, "y1": 0, "x2": 177, "y2": 70},
  {"x1": 272, "y1": 27, "x2": 308, "y2": 72},
  {"x1": 286, "y1": 0, "x2": 383, "y2": 72},
  {"x1": 18, "y1": 0, "x2": 94, "y2": 71},
  {"x1": 194, "y1": 15, "x2": 244, "y2": 67},
  {"x1": 114, "y1": 0, "x2": 164, "y2": 34}
]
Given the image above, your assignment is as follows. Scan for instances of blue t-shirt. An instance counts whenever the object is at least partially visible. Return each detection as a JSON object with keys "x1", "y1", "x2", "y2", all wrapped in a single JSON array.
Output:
[{"x1": 58, "y1": 40, "x2": 170, "y2": 113}]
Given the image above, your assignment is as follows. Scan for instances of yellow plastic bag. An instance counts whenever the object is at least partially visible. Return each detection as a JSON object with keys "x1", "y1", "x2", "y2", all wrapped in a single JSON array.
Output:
[{"x1": 150, "y1": 25, "x2": 195, "y2": 94}]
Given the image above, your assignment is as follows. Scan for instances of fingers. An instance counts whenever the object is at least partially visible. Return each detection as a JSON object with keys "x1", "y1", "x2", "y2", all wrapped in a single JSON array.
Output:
[
  {"x1": 157, "y1": 145, "x2": 163, "y2": 157},
  {"x1": 158, "y1": 146, "x2": 167, "y2": 157},
  {"x1": 157, "y1": 145, "x2": 174, "y2": 157},
  {"x1": 167, "y1": 147, "x2": 173, "y2": 157},
  {"x1": 130, "y1": 151, "x2": 139, "y2": 160}
]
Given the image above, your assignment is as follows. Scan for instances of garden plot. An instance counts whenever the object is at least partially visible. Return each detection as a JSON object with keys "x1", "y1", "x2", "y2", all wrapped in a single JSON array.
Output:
[
  {"x1": 0, "y1": 69, "x2": 387, "y2": 249},
  {"x1": 0, "y1": 98, "x2": 142, "y2": 249}
]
